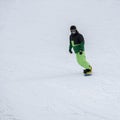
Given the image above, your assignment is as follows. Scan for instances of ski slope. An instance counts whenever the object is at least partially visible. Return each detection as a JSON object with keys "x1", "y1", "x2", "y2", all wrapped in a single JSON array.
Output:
[{"x1": 0, "y1": 0, "x2": 120, "y2": 120}]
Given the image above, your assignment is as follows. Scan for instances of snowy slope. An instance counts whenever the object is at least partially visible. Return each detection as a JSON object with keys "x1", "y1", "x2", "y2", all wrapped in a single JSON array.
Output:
[{"x1": 0, "y1": 0, "x2": 120, "y2": 120}]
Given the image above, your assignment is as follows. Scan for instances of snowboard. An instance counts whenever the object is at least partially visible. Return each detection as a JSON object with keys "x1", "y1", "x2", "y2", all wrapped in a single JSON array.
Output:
[
  {"x1": 84, "y1": 71, "x2": 92, "y2": 76},
  {"x1": 84, "y1": 73, "x2": 92, "y2": 76}
]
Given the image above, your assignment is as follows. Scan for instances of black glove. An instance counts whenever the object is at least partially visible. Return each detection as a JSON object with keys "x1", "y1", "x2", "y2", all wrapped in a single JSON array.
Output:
[
  {"x1": 69, "y1": 49, "x2": 73, "y2": 54},
  {"x1": 79, "y1": 50, "x2": 83, "y2": 55}
]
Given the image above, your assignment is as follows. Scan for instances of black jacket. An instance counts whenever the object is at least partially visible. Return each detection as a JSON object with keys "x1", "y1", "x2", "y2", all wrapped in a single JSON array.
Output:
[{"x1": 69, "y1": 31, "x2": 85, "y2": 53}]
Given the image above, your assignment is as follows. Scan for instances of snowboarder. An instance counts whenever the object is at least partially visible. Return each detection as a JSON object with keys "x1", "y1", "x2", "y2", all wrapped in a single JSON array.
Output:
[{"x1": 69, "y1": 25, "x2": 92, "y2": 75}]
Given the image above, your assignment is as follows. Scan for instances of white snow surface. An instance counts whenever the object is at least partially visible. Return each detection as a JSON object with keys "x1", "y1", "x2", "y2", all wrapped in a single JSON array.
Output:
[{"x1": 0, "y1": 0, "x2": 120, "y2": 120}]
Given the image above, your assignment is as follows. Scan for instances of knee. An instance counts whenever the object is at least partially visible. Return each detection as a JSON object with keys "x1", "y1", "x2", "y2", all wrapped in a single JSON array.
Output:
[{"x1": 77, "y1": 59, "x2": 85, "y2": 65}]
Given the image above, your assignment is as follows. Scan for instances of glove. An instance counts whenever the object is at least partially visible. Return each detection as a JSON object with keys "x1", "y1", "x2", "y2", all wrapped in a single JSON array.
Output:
[
  {"x1": 69, "y1": 49, "x2": 73, "y2": 54},
  {"x1": 79, "y1": 50, "x2": 83, "y2": 55}
]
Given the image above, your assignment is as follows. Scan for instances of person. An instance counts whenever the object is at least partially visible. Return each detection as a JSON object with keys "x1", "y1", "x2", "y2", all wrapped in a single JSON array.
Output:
[{"x1": 69, "y1": 25, "x2": 92, "y2": 75}]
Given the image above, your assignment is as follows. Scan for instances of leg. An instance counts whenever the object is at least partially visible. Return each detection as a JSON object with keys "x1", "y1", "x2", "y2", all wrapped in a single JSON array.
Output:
[{"x1": 76, "y1": 52, "x2": 91, "y2": 69}]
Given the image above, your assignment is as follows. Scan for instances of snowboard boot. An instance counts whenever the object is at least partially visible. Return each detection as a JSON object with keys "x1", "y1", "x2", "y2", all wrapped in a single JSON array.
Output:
[{"x1": 83, "y1": 66, "x2": 92, "y2": 75}]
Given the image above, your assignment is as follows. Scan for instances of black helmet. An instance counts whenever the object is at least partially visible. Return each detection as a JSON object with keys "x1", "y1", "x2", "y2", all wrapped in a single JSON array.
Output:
[{"x1": 70, "y1": 25, "x2": 77, "y2": 30}]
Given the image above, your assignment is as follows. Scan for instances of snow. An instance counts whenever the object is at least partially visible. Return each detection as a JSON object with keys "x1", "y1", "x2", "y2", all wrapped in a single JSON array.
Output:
[{"x1": 0, "y1": 0, "x2": 120, "y2": 120}]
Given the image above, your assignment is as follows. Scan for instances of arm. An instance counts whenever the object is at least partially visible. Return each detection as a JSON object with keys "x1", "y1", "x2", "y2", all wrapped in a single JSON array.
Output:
[
  {"x1": 78, "y1": 34, "x2": 84, "y2": 44},
  {"x1": 78, "y1": 34, "x2": 85, "y2": 54},
  {"x1": 69, "y1": 36, "x2": 73, "y2": 53}
]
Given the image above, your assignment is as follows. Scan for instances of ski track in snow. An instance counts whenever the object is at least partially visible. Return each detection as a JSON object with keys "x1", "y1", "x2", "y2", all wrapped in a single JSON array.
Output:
[{"x1": 0, "y1": 102, "x2": 19, "y2": 120}]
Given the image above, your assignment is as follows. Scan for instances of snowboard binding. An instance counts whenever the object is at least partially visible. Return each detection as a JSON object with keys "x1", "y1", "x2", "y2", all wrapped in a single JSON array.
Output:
[{"x1": 83, "y1": 66, "x2": 92, "y2": 76}]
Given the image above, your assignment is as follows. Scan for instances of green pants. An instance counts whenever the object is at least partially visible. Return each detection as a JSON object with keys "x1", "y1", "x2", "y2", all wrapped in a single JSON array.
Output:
[{"x1": 76, "y1": 51, "x2": 91, "y2": 69}]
